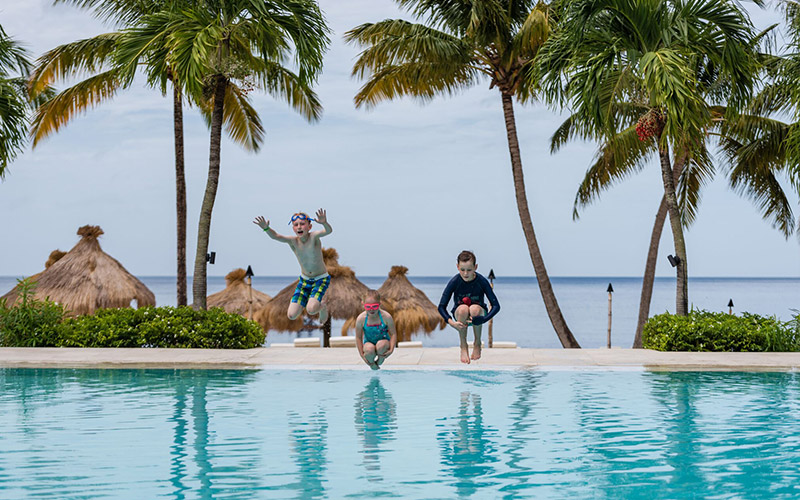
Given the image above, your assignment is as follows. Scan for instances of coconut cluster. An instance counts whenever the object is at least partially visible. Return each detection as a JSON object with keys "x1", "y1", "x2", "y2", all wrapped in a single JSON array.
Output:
[{"x1": 636, "y1": 109, "x2": 665, "y2": 141}]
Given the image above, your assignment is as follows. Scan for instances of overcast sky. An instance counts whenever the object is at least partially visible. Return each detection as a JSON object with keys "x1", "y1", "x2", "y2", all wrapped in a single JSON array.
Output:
[{"x1": 1, "y1": 0, "x2": 798, "y2": 279}]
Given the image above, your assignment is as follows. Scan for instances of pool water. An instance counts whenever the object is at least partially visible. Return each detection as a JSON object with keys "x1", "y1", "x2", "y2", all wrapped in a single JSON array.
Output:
[{"x1": 1, "y1": 368, "x2": 799, "y2": 499}]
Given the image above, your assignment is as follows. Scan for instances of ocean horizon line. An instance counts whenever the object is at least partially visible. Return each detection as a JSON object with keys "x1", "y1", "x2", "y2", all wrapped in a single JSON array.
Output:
[{"x1": 3, "y1": 275, "x2": 795, "y2": 280}]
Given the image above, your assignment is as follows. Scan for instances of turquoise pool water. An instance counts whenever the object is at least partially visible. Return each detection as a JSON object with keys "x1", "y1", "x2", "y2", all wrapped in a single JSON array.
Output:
[{"x1": 1, "y1": 369, "x2": 799, "y2": 499}]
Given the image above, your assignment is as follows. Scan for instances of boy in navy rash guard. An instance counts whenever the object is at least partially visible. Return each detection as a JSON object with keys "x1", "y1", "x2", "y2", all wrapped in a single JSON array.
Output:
[{"x1": 438, "y1": 250, "x2": 500, "y2": 364}]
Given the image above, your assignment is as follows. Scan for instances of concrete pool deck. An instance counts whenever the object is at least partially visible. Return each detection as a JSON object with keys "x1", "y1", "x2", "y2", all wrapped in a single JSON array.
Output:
[{"x1": 2, "y1": 347, "x2": 800, "y2": 371}]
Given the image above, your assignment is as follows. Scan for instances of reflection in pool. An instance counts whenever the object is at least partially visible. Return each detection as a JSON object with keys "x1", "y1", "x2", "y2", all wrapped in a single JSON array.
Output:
[{"x1": 1, "y1": 369, "x2": 799, "y2": 499}]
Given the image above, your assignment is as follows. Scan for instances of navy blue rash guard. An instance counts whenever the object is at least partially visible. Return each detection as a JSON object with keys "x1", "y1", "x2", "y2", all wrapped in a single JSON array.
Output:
[{"x1": 437, "y1": 273, "x2": 500, "y2": 325}]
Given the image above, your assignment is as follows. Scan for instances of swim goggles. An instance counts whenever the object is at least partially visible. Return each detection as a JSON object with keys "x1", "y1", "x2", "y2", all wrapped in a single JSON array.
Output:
[
  {"x1": 364, "y1": 303, "x2": 380, "y2": 311},
  {"x1": 288, "y1": 213, "x2": 316, "y2": 225}
]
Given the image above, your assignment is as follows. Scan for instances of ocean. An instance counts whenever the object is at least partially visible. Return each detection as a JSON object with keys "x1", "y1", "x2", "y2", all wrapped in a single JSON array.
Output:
[{"x1": 2, "y1": 275, "x2": 797, "y2": 348}]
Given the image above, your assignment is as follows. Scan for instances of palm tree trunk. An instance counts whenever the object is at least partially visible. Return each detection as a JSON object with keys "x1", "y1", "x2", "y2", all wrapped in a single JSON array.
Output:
[
  {"x1": 174, "y1": 84, "x2": 187, "y2": 307},
  {"x1": 500, "y1": 92, "x2": 580, "y2": 348},
  {"x1": 657, "y1": 140, "x2": 688, "y2": 316},
  {"x1": 632, "y1": 197, "x2": 667, "y2": 347},
  {"x1": 192, "y1": 75, "x2": 226, "y2": 310},
  {"x1": 633, "y1": 153, "x2": 686, "y2": 347}
]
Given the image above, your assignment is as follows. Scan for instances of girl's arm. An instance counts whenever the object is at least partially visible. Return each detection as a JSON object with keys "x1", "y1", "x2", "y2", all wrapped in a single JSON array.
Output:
[
  {"x1": 384, "y1": 311, "x2": 397, "y2": 354},
  {"x1": 355, "y1": 315, "x2": 366, "y2": 358}
]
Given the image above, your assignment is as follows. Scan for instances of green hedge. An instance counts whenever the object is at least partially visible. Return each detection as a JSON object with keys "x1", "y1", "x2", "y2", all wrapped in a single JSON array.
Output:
[
  {"x1": 642, "y1": 309, "x2": 800, "y2": 352},
  {"x1": 0, "y1": 280, "x2": 65, "y2": 347},
  {"x1": 0, "y1": 280, "x2": 265, "y2": 349}
]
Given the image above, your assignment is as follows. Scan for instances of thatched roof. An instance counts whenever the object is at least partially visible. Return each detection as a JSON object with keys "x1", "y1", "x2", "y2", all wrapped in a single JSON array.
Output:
[
  {"x1": 255, "y1": 248, "x2": 387, "y2": 334},
  {"x1": 207, "y1": 268, "x2": 271, "y2": 318},
  {"x1": 1, "y1": 225, "x2": 155, "y2": 315},
  {"x1": 1, "y1": 249, "x2": 66, "y2": 305},
  {"x1": 377, "y1": 266, "x2": 446, "y2": 341}
]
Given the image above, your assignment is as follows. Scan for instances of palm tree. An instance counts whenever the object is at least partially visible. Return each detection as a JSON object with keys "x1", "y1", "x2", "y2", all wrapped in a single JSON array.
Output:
[
  {"x1": 753, "y1": 0, "x2": 800, "y2": 198},
  {"x1": 552, "y1": 103, "x2": 796, "y2": 347},
  {"x1": 537, "y1": 0, "x2": 760, "y2": 316},
  {"x1": 117, "y1": 0, "x2": 329, "y2": 309},
  {"x1": 345, "y1": 0, "x2": 581, "y2": 347},
  {"x1": 27, "y1": 0, "x2": 265, "y2": 306},
  {"x1": 0, "y1": 25, "x2": 40, "y2": 177}
]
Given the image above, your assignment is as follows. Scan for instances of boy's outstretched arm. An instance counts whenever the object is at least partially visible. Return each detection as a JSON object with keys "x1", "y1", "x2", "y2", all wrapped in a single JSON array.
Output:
[
  {"x1": 253, "y1": 215, "x2": 292, "y2": 243},
  {"x1": 313, "y1": 208, "x2": 332, "y2": 237}
]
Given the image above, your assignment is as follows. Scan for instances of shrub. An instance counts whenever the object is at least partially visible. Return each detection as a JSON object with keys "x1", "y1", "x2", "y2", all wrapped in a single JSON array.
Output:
[
  {"x1": 642, "y1": 309, "x2": 800, "y2": 352},
  {"x1": 57, "y1": 306, "x2": 266, "y2": 349},
  {"x1": 1, "y1": 287, "x2": 266, "y2": 349},
  {"x1": 0, "y1": 279, "x2": 66, "y2": 347}
]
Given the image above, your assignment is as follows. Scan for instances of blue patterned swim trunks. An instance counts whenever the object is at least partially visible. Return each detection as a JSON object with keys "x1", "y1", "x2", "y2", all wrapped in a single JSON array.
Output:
[{"x1": 291, "y1": 273, "x2": 331, "y2": 307}]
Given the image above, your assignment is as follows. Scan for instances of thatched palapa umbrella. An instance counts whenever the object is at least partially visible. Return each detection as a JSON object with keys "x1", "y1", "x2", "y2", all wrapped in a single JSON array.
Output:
[
  {"x1": 1, "y1": 250, "x2": 66, "y2": 305},
  {"x1": 207, "y1": 268, "x2": 271, "y2": 319},
  {"x1": 255, "y1": 248, "x2": 384, "y2": 336},
  {"x1": 1, "y1": 225, "x2": 155, "y2": 315},
  {"x1": 377, "y1": 266, "x2": 446, "y2": 341}
]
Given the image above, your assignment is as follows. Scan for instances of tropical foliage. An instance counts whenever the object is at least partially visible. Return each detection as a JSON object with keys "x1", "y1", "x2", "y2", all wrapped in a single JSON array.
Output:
[
  {"x1": 0, "y1": 278, "x2": 265, "y2": 348},
  {"x1": 0, "y1": 26, "x2": 47, "y2": 177},
  {"x1": 0, "y1": 279, "x2": 65, "y2": 347},
  {"x1": 115, "y1": 0, "x2": 329, "y2": 309},
  {"x1": 537, "y1": 0, "x2": 762, "y2": 318},
  {"x1": 643, "y1": 309, "x2": 800, "y2": 352},
  {"x1": 346, "y1": 0, "x2": 581, "y2": 347}
]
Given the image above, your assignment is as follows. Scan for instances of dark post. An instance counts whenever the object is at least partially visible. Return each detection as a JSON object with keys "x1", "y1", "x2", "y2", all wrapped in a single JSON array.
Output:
[
  {"x1": 607, "y1": 283, "x2": 614, "y2": 349},
  {"x1": 728, "y1": 299, "x2": 734, "y2": 315},
  {"x1": 245, "y1": 265, "x2": 254, "y2": 321},
  {"x1": 487, "y1": 269, "x2": 496, "y2": 348},
  {"x1": 322, "y1": 316, "x2": 331, "y2": 347}
]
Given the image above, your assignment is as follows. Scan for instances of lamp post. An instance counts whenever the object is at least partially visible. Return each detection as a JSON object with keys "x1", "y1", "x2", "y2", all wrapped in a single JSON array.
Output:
[
  {"x1": 487, "y1": 269, "x2": 495, "y2": 348},
  {"x1": 728, "y1": 299, "x2": 734, "y2": 315},
  {"x1": 607, "y1": 283, "x2": 614, "y2": 349},
  {"x1": 245, "y1": 265, "x2": 254, "y2": 321}
]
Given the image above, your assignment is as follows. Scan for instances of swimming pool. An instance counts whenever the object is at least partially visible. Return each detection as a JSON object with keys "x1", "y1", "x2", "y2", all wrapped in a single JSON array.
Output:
[{"x1": 1, "y1": 368, "x2": 799, "y2": 499}]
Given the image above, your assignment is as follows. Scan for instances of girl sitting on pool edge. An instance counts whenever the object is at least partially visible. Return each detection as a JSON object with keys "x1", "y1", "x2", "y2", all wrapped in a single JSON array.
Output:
[{"x1": 355, "y1": 290, "x2": 397, "y2": 370}]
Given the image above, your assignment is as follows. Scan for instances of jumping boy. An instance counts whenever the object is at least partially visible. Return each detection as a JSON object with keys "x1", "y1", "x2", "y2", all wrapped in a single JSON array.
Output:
[
  {"x1": 438, "y1": 250, "x2": 500, "y2": 364},
  {"x1": 253, "y1": 209, "x2": 332, "y2": 323}
]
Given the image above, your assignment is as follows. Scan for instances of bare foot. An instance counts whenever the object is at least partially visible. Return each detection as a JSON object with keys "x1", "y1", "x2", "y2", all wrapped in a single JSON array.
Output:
[
  {"x1": 460, "y1": 347, "x2": 471, "y2": 364},
  {"x1": 318, "y1": 306, "x2": 328, "y2": 324},
  {"x1": 368, "y1": 361, "x2": 380, "y2": 370},
  {"x1": 471, "y1": 343, "x2": 482, "y2": 360}
]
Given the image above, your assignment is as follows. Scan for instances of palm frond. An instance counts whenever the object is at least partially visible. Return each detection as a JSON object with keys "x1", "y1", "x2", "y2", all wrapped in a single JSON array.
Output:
[
  {"x1": 346, "y1": 20, "x2": 475, "y2": 80},
  {"x1": 512, "y1": 0, "x2": 552, "y2": 61},
  {"x1": 0, "y1": 78, "x2": 30, "y2": 175},
  {"x1": 572, "y1": 124, "x2": 656, "y2": 219},
  {"x1": 53, "y1": 0, "x2": 172, "y2": 26},
  {"x1": 727, "y1": 155, "x2": 796, "y2": 238},
  {"x1": 28, "y1": 33, "x2": 122, "y2": 96},
  {"x1": 198, "y1": 82, "x2": 265, "y2": 151},
  {"x1": 255, "y1": 60, "x2": 322, "y2": 122},
  {"x1": 676, "y1": 144, "x2": 714, "y2": 228},
  {"x1": 29, "y1": 68, "x2": 124, "y2": 147},
  {"x1": 353, "y1": 61, "x2": 481, "y2": 109}
]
